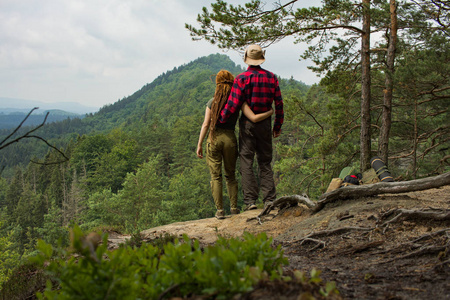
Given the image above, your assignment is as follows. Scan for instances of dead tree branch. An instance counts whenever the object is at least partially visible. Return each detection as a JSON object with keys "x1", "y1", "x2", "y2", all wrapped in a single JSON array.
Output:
[
  {"x1": 0, "y1": 107, "x2": 44, "y2": 149},
  {"x1": 0, "y1": 107, "x2": 69, "y2": 166}
]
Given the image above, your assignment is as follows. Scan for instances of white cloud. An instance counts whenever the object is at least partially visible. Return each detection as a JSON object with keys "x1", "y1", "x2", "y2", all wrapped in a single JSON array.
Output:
[{"x1": 0, "y1": 0, "x2": 321, "y2": 108}]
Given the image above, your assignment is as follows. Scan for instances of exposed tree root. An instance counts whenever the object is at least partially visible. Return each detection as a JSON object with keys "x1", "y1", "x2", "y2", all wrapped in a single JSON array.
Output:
[
  {"x1": 373, "y1": 228, "x2": 450, "y2": 257},
  {"x1": 247, "y1": 213, "x2": 277, "y2": 225},
  {"x1": 377, "y1": 244, "x2": 449, "y2": 264},
  {"x1": 341, "y1": 240, "x2": 385, "y2": 255},
  {"x1": 286, "y1": 227, "x2": 374, "y2": 251},
  {"x1": 411, "y1": 228, "x2": 450, "y2": 243},
  {"x1": 249, "y1": 194, "x2": 314, "y2": 223},
  {"x1": 379, "y1": 208, "x2": 450, "y2": 228},
  {"x1": 297, "y1": 238, "x2": 326, "y2": 251},
  {"x1": 434, "y1": 258, "x2": 450, "y2": 270}
]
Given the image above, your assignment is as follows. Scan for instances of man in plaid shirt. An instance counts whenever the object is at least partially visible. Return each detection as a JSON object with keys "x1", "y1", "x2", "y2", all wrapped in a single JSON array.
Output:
[{"x1": 219, "y1": 44, "x2": 284, "y2": 210}]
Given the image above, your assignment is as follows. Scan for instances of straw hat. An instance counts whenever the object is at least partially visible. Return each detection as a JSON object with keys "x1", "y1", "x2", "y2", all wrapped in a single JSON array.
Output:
[{"x1": 244, "y1": 44, "x2": 265, "y2": 65}]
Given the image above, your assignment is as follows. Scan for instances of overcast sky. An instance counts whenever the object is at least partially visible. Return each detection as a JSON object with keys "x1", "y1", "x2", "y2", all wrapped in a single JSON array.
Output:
[{"x1": 0, "y1": 0, "x2": 321, "y2": 109}]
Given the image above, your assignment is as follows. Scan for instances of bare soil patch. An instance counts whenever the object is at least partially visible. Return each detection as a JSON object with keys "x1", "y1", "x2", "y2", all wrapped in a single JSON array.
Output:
[{"x1": 110, "y1": 185, "x2": 450, "y2": 299}]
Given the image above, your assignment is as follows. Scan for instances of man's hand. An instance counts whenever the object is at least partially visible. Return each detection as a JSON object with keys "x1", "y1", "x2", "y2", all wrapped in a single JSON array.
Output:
[{"x1": 273, "y1": 130, "x2": 281, "y2": 138}]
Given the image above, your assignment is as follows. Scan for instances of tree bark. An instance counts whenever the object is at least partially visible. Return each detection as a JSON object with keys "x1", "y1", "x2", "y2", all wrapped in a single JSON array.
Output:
[
  {"x1": 379, "y1": 0, "x2": 398, "y2": 165},
  {"x1": 413, "y1": 97, "x2": 418, "y2": 178},
  {"x1": 313, "y1": 171, "x2": 450, "y2": 212},
  {"x1": 360, "y1": 0, "x2": 372, "y2": 171}
]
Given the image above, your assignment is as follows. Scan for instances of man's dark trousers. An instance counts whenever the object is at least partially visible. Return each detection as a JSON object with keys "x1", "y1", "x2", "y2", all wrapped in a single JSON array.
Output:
[{"x1": 239, "y1": 117, "x2": 276, "y2": 206}]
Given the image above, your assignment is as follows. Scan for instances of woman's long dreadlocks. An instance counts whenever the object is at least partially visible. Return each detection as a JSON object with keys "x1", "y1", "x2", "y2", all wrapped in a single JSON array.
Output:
[{"x1": 209, "y1": 70, "x2": 234, "y2": 142}]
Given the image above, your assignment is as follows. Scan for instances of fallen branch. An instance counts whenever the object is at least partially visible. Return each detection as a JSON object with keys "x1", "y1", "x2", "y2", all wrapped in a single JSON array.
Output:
[{"x1": 314, "y1": 172, "x2": 450, "y2": 213}]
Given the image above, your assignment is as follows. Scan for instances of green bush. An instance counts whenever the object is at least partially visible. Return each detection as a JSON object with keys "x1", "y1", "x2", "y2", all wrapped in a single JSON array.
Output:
[{"x1": 31, "y1": 226, "x2": 288, "y2": 299}]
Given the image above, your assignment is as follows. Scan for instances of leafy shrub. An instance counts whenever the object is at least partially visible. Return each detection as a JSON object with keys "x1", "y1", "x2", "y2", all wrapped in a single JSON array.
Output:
[{"x1": 31, "y1": 226, "x2": 288, "y2": 299}]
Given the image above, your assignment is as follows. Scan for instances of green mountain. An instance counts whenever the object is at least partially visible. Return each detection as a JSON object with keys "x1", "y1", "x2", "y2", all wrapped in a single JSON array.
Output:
[
  {"x1": 0, "y1": 54, "x2": 308, "y2": 176},
  {"x1": 95, "y1": 53, "x2": 245, "y2": 129}
]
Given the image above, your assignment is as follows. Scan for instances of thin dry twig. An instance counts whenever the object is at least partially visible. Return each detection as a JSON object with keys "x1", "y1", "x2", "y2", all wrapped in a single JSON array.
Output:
[{"x1": 0, "y1": 107, "x2": 69, "y2": 164}]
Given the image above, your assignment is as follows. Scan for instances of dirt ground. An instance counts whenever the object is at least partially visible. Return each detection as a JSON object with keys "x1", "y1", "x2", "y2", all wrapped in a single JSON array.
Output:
[{"x1": 110, "y1": 185, "x2": 450, "y2": 299}]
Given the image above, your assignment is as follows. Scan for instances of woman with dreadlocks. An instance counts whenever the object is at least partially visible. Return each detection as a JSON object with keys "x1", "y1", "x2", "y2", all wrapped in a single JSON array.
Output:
[{"x1": 196, "y1": 70, "x2": 273, "y2": 219}]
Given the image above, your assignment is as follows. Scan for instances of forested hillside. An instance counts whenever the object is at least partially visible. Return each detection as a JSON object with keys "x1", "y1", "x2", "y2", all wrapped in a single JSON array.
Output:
[
  {"x1": 0, "y1": 46, "x2": 448, "y2": 294},
  {"x1": 0, "y1": 53, "x2": 309, "y2": 276}
]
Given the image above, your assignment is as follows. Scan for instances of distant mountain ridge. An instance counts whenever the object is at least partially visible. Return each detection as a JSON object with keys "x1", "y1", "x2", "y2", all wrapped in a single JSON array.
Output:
[
  {"x1": 0, "y1": 97, "x2": 96, "y2": 129},
  {"x1": 0, "y1": 97, "x2": 99, "y2": 115},
  {"x1": 0, "y1": 109, "x2": 85, "y2": 130}
]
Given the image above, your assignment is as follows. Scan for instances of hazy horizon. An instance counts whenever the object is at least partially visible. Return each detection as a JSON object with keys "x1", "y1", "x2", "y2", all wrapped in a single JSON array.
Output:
[
  {"x1": 0, "y1": 1, "x2": 321, "y2": 108},
  {"x1": 0, "y1": 97, "x2": 99, "y2": 115}
]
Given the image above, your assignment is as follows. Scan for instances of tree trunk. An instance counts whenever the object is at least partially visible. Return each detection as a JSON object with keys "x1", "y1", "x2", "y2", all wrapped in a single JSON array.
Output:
[
  {"x1": 314, "y1": 171, "x2": 450, "y2": 212},
  {"x1": 379, "y1": 0, "x2": 397, "y2": 165},
  {"x1": 360, "y1": 0, "x2": 372, "y2": 172},
  {"x1": 413, "y1": 97, "x2": 418, "y2": 178}
]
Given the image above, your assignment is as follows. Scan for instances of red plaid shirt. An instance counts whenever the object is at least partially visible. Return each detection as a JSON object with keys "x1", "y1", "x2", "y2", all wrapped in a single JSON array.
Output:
[{"x1": 219, "y1": 66, "x2": 284, "y2": 132}]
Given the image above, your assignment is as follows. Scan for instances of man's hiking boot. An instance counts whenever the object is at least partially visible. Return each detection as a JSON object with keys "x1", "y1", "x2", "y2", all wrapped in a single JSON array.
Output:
[
  {"x1": 215, "y1": 210, "x2": 225, "y2": 219},
  {"x1": 230, "y1": 208, "x2": 240, "y2": 215},
  {"x1": 244, "y1": 204, "x2": 257, "y2": 211}
]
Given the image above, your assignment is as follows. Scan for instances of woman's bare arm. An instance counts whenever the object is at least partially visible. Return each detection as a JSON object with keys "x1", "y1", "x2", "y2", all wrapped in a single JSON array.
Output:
[
  {"x1": 196, "y1": 107, "x2": 211, "y2": 158},
  {"x1": 242, "y1": 102, "x2": 273, "y2": 123}
]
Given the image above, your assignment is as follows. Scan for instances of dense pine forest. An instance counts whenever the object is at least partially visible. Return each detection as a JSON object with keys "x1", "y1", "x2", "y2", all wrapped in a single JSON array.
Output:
[{"x1": 0, "y1": 36, "x2": 448, "y2": 297}]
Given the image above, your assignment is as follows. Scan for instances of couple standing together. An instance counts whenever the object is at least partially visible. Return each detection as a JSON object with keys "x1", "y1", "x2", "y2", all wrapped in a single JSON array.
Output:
[{"x1": 196, "y1": 44, "x2": 284, "y2": 219}]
